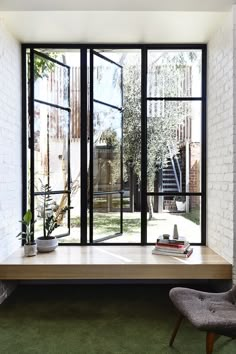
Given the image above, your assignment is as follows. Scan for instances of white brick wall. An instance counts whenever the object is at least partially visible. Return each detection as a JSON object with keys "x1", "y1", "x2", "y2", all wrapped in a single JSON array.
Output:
[
  {"x1": 232, "y1": 7, "x2": 236, "y2": 283},
  {"x1": 0, "y1": 21, "x2": 21, "y2": 261},
  {"x1": 207, "y1": 12, "x2": 235, "y2": 264}
]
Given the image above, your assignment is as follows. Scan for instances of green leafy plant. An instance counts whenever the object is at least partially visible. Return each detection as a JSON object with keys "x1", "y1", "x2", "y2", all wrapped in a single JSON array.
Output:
[
  {"x1": 34, "y1": 52, "x2": 58, "y2": 80},
  {"x1": 38, "y1": 183, "x2": 69, "y2": 239},
  {"x1": 17, "y1": 210, "x2": 35, "y2": 245}
]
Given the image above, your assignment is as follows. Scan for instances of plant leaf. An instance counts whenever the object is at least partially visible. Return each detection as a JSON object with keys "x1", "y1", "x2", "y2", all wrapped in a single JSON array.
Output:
[{"x1": 23, "y1": 210, "x2": 32, "y2": 225}]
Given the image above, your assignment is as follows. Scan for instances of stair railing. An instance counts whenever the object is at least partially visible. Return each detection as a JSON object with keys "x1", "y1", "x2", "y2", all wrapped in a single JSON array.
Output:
[{"x1": 168, "y1": 144, "x2": 182, "y2": 193}]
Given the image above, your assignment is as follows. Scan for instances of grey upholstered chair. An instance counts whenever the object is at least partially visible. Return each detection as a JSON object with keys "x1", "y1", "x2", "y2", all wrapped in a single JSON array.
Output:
[{"x1": 169, "y1": 286, "x2": 236, "y2": 354}]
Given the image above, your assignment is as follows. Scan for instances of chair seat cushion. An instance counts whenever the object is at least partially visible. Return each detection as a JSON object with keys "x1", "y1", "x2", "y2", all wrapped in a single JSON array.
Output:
[{"x1": 169, "y1": 287, "x2": 236, "y2": 337}]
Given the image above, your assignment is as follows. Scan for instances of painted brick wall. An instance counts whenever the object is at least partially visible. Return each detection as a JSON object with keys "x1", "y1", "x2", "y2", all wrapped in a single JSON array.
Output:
[
  {"x1": 207, "y1": 12, "x2": 235, "y2": 264},
  {"x1": 0, "y1": 21, "x2": 21, "y2": 261}
]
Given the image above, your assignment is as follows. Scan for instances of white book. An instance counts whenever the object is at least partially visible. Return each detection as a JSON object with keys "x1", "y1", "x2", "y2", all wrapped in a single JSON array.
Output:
[{"x1": 152, "y1": 247, "x2": 193, "y2": 258}]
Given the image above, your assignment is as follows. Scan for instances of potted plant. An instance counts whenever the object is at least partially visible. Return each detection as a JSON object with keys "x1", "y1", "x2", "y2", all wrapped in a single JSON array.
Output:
[
  {"x1": 36, "y1": 183, "x2": 68, "y2": 253},
  {"x1": 17, "y1": 210, "x2": 37, "y2": 257},
  {"x1": 174, "y1": 196, "x2": 186, "y2": 212}
]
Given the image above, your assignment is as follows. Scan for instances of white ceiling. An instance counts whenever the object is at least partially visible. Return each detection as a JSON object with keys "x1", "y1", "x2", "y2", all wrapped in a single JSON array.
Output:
[
  {"x1": 0, "y1": 0, "x2": 235, "y2": 11},
  {"x1": 0, "y1": 11, "x2": 228, "y2": 43}
]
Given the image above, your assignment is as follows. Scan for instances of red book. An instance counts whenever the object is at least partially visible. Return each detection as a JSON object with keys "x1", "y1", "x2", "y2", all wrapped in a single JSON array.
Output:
[
  {"x1": 155, "y1": 244, "x2": 190, "y2": 254},
  {"x1": 156, "y1": 237, "x2": 188, "y2": 246}
]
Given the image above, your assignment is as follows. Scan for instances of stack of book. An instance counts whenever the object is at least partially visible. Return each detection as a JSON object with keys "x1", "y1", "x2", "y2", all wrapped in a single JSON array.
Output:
[{"x1": 152, "y1": 237, "x2": 193, "y2": 258}]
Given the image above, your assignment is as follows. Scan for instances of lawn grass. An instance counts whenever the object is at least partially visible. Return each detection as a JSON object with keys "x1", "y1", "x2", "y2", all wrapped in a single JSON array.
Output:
[
  {"x1": 71, "y1": 215, "x2": 140, "y2": 234},
  {"x1": 181, "y1": 207, "x2": 200, "y2": 225},
  {"x1": 71, "y1": 208, "x2": 200, "y2": 237}
]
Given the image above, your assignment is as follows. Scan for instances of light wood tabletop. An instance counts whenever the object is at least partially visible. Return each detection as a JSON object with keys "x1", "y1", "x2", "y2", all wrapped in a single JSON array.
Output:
[{"x1": 0, "y1": 246, "x2": 232, "y2": 280}]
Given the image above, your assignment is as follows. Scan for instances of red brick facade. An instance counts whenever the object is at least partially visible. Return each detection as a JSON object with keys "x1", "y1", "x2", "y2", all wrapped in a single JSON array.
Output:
[{"x1": 189, "y1": 142, "x2": 200, "y2": 208}]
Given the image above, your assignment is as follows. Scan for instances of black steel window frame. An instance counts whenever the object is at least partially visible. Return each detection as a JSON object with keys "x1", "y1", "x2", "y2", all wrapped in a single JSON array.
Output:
[
  {"x1": 28, "y1": 49, "x2": 71, "y2": 238},
  {"x1": 145, "y1": 47, "x2": 206, "y2": 245},
  {"x1": 22, "y1": 43, "x2": 207, "y2": 246}
]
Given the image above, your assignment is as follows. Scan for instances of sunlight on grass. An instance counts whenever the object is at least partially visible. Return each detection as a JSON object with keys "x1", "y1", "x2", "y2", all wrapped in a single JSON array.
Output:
[{"x1": 71, "y1": 214, "x2": 140, "y2": 235}]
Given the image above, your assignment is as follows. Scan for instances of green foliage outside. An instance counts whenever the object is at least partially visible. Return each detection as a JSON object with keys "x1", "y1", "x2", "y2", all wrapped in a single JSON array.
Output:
[
  {"x1": 33, "y1": 52, "x2": 58, "y2": 80},
  {"x1": 123, "y1": 52, "x2": 199, "y2": 185},
  {"x1": 122, "y1": 52, "x2": 199, "y2": 219}
]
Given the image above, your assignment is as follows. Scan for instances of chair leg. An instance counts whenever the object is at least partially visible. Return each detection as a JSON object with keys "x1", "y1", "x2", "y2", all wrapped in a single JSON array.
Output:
[
  {"x1": 206, "y1": 332, "x2": 219, "y2": 354},
  {"x1": 169, "y1": 314, "x2": 184, "y2": 347}
]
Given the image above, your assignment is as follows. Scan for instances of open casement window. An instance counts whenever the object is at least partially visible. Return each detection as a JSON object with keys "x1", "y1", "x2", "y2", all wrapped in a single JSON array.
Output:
[
  {"x1": 29, "y1": 50, "x2": 71, "y2": 239},
  {"x1": 89, "y1": 50, "x2": 124, "y2": 243}
]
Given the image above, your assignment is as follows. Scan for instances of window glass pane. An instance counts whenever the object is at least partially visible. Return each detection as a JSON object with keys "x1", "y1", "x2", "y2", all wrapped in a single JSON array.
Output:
[
  {"x1": 147, "y1": 50, "x2": 202, "y2": 98},
  {"x1": 91, "y1": 50, "x2": 142, "y2": 244},
  {"x1": 147, "y1": 101, "x2": 201, "y2": 193},
  {"x1": 34, "y1": 53, "x2": 69, "y2": 107},
  {"x1": 34, "y1": 103, "x2": 69, "y2": 192},
  {"x1": 94, "y1": 54, "x2": 122, "y2": 107},
  {"x1": 93, "y1": 102, "x2": 122, "y2": 193},
  {"x1": 147, "y1": 195, "x2": 201, "y2": 243},
  {"x1": 92, "y1": 194, "x2": 141, "y2": 243},
  {"x1": 93, "y1": 193, "x2": 121, "y2": 240}
]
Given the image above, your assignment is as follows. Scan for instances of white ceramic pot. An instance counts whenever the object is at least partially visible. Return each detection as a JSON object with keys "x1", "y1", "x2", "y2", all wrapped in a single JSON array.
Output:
[
  {"x1": 36, "y1": 237, "x2": 58, "y2": 253},
  {"x1": 24, "y1": 243, "x2": 37, "y2": 257},
  {"x1": 176, "y1": 201, "x2": 186, "y2": 212}
]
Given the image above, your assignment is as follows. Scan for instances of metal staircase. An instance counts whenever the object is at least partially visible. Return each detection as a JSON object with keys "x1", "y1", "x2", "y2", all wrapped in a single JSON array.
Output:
[
  {"x1": 162, "y1": 143, "x2": 182, "y2": 194},
  {"x1": 162, "y1": 159, "x2": 179, "y2": 193},
  {"x1": 156, "y1": 142, "x2": 183, "y2": 212},
  {"x1": 160, "y1": 146, "x2": 182, "y2": 212},
  {"x1": 161, "y1": 155, "x2": 182, "y2": 212}
]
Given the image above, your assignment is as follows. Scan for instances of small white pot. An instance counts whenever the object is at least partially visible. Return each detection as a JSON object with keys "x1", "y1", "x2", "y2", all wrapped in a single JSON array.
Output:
[
  {"x1": 176, "y1": 201, "x2": 186, "y2": 212},
  {"x1": 24, "y1": 243, "x2": 37, "y2": 257},
  {"x1": 36, "y1": 237, "x2": 58, "y2": 253}
]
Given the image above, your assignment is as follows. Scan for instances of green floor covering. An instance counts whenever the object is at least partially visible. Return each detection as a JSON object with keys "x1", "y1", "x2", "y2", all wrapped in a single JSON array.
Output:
[{"x1": 0, "y1": 284, "x2": 235, "y2": 354}]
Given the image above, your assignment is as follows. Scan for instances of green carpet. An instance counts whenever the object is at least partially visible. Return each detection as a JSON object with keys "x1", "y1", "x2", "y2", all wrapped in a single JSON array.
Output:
[{"x1": 0, "y1": 284, "x2": 234, "y2": 354}]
